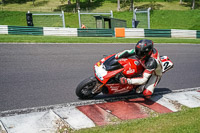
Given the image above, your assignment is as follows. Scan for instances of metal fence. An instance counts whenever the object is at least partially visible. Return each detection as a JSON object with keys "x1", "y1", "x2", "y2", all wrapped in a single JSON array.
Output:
[
  {"x1": 78, "y1": 10, "x2": 113, "y2": 28},
  {"x1": 31, "y1": 11, "x2": 66, "y2": 28},
  {"x1": 133, "y1": 7, "x2": 151, "y2": 29}
]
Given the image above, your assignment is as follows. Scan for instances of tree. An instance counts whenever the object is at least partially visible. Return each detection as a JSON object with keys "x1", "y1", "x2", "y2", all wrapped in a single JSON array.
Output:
[
  {"x1": 2, "y1": 0, "x2": 5, "y2": 4},
  {"x1": 76, "y1": 0, "x2": 80, "y2": 10},
  {"x1": 130, "y1": 0, "x2": 134, "y2": 11},
  {"x1": 88, "y1": 0, "x2": 92, "y2": 3},
  {"x1": 117, "y1": 0, "x2": 120, "y2": 11},
  {"x1": 191, "y1": 0, "x2": 195, "y2": 9},
  {"x1": 32, "y1": 0, "x2": 35, "y2": 6},
  {"x1": 68, "y1": 0, "x2": 71, "y2": 5},
  {"x1": 2, "y1": 0, "x2": 30, "y2": 4},
  {"x1": 180, "y1": 0, "x2": 182, "y2": 4}
]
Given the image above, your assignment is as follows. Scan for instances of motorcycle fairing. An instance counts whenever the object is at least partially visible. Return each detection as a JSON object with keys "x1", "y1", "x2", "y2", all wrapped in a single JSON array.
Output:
[
  {"x1": 118, "y1": 58, "x2": 143, "y2": 78},
  {"x1": 94, "y1": 63, "x2": 124, "y2": 84},
  {"x1": 94, "y1": 64, "x2": 107, "y2": 81}
]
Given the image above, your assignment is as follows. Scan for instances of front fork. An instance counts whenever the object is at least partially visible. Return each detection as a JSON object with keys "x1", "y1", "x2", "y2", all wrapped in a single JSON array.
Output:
[
  {"x1": 90, "y1": 77, "x2": 104, "y2": 94},
  {"x1": 91, "y1": 72, "x2": 124, "y2": 94}
]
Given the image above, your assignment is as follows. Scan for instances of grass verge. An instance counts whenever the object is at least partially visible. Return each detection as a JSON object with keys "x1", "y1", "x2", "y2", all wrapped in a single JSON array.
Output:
[
  {"x1": 0, "y1": 34, "x2": 200, "y2": 44},
  {"x1": 74, "y1": 107, "x2": 200, "y2": 133}
]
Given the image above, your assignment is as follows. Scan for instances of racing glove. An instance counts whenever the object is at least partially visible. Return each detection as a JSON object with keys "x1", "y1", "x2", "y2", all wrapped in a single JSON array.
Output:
[{"x1": 120, "y1": 77, "x2": 128, "y2": 84}]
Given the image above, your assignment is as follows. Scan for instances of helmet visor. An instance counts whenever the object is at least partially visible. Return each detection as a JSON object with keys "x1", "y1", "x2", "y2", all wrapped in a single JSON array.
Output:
[{"x1": 136, "y1": 49, "x2": 146, "y2": 59}]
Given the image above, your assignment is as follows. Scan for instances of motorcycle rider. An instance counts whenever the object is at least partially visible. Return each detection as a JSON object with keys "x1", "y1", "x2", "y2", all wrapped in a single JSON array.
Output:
[{"x1": 115, "y1": 39, "x2": 162, "y2": 98}]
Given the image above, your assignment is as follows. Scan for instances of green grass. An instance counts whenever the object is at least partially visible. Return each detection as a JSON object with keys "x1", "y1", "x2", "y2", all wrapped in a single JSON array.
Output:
[
  {"x1": 150, "y1": 10, "x2": 200, "y2": 30},
  {"x1": 65, "y1": 13, "x2": 79, "y2": 28},
  {"x1": 134, "y1": 1, "x2": 191, "y2": 10},
  {"x1": 0, "y1": 11, "x2": 27, "y2": 26},
  {"x1": 0, "y1": 34, "x2": 200, "y2": 44},
  {"x1": 74, "y1": 107, "x2": 200, "y2": 133}
]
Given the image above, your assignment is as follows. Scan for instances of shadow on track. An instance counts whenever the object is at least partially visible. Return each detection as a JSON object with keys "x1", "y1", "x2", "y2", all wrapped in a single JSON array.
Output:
[{"x1": 79, "y1": 88, "x2": 173, "y2": 103}]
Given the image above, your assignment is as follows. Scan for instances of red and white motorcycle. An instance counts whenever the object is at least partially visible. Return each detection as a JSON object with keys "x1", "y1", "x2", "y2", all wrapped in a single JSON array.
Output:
[{"x1": 76, "y1": 54, "x2": 173, "y2": 99}]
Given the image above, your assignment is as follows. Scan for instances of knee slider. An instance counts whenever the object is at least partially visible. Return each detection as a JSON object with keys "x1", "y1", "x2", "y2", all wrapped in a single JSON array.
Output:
[{"x1": 143, "y1": 89, "x2": 152, "y2": 96}]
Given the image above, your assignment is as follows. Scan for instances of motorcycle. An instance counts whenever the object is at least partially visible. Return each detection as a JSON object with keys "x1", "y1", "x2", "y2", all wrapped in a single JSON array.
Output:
[{"x1": 76, "y1": 54, "x2": 174, "y2": 99}]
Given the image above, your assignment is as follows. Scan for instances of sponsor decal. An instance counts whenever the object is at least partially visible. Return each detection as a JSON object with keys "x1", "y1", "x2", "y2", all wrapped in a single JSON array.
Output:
[
  {"x1": 134, "y1": 61, "x2": 140, "y2": 66},
  {"x1": 97, "y1": 62, "x2": 101, "y2": 67},
  {"x1": 109, "y1": 85, "x2": 132, "y2": 94},
  {"x1": 127, "y1": 68, "x2": 135, "y2": 74}
]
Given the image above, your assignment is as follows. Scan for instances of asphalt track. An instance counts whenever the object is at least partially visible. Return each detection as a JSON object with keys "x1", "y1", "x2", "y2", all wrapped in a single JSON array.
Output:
[{"x1": 0, "y1": 43, "x2": 200, "y2": 112}]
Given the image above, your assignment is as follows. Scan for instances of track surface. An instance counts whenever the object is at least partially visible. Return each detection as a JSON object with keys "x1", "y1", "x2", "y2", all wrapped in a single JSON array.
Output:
[{"x1": 0, "y1": 43, "x2": 200, "y2": 111}]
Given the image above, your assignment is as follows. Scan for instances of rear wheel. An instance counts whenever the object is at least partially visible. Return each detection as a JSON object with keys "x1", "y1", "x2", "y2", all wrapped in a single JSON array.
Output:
[{"x1": 76, "y1": 77, "x2": 99, "y2": 99}]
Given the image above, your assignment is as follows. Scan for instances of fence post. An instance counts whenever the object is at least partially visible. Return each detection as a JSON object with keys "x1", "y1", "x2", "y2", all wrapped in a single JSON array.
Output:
[
  {"x1": 78, "y1": 10, "x2": 81, "y2": 28},
  {"x1": 62, "y1": 10, "x2": 66, "y2": 28},
  {"x1": 147, "y1": 7, "x2": 151, "y2": 29},
  {"x1": 110, "y1": 10, "x2": 113, "y2": 18},
  {"x1": 133, "y1": 8, "x2": 137, "y2": 20}
]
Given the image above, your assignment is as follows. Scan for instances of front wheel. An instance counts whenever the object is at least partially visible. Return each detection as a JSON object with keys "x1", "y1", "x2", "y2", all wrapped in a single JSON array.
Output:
[{"x1": 76, "y1": 77, "x2": 100, "y2": 99}]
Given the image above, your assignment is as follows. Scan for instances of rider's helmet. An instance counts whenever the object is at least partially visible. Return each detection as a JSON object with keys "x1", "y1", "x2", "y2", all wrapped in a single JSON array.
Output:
[{"x1": 135, "y1": 39, "x2": 153, "y2": 60}]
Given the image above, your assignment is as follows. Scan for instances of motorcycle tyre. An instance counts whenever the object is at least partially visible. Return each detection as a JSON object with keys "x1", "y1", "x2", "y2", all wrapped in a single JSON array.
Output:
[{"x1": 76, "y1": 77, "x2": 100, "y2": 99}]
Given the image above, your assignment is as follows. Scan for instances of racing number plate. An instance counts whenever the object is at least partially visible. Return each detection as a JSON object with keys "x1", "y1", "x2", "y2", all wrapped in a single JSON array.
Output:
[{"x1": 161, "y1": 56, "x2": 174, "y2": 73}]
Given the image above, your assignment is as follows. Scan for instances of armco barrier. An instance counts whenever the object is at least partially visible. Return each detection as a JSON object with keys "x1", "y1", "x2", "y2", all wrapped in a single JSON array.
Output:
[
  {"x1": 144, "y1": 29, "x2": 171, "y2": 37},
  {"x1": 197, "y1": 31, "x2": 200, "y2": 38},
  {"x1": 125, "y1": 28, "x2": 144, "y2": 38},
  {"x1": 171, "y1": 29, "x2": 196, "y2": 38},
  {"x1": 8, "y1": 26, "x2": 43, "y2": 35},
  {"x1": 43, "y1": 27, "x2": 77, "y2": 36},
  {"x1": 78, "y1": 29, "x2": 113, "y2": 37},
  {"x1": 1, "y1": 25, "x2": 200, "y2": 38},
  {"x1": 0, "y1": 25, "x2": 8, "y2": 34}
]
